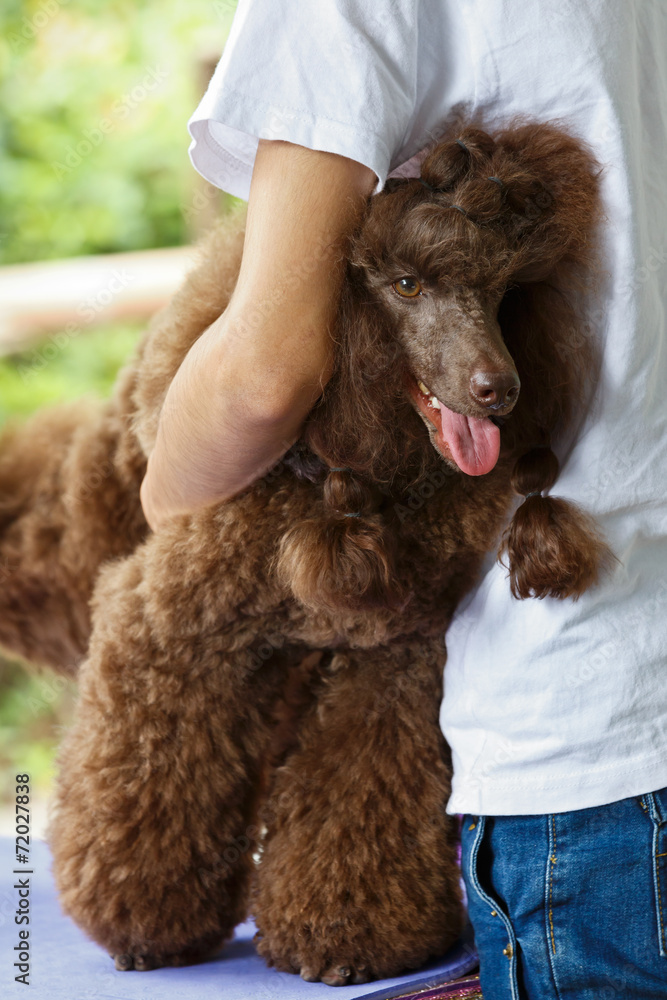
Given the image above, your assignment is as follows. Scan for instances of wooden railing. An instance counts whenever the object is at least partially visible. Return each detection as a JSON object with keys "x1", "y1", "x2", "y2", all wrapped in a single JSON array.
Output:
[{"x1": 0, "y1": 246, "x2": 198, "y2": 355}]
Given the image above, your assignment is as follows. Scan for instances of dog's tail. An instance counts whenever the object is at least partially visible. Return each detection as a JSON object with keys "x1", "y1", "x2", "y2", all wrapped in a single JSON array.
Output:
[
  {"x1": 499, "y1": 446, "x2": 613, "y2": 600},
  {"x1": 0, "y1": 391, "x2": 147, "y2": 674},
  {"x1": 276, "y1": 468, "x2": 404, "y2": 614}
]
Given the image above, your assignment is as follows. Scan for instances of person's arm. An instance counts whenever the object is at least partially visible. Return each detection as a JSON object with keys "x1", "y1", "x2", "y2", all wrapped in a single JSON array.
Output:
[{"x1": 140, "y1": 140, "x2": 376, "y2": 531}]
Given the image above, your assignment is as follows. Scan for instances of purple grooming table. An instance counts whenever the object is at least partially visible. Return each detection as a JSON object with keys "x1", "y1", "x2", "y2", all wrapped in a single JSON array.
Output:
[{"x1": 0, "y1": 837, "x2": 478, "y2": 999}]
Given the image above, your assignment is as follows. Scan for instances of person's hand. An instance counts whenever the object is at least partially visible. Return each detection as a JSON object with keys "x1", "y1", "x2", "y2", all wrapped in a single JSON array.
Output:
[{"x1": 140, "y1": 139, "x2": 375, "y2": 532}]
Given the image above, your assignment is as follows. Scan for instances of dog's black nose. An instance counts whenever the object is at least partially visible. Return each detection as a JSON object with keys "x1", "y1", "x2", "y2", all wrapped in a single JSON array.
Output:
[{"x1": 470, "y1": 371, "x2": 521, "y2": 411}]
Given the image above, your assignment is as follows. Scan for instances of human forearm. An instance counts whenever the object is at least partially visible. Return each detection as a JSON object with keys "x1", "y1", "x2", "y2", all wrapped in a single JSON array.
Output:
[{"x1": 140, "y1": 140, "x2": 376, "y2": 531}]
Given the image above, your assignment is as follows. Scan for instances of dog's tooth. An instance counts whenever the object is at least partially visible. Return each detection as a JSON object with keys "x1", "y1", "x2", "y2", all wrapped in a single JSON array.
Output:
[
  {"x1": 430, "y1": 395, "x2": 441, "y2": 410},
  {"x1": 417, "y1": 380, "x2": 429, "y2": 395}
]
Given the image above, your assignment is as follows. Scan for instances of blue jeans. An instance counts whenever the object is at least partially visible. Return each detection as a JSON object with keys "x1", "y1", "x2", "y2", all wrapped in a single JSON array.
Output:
[{"x1": 461, "y1": 788, "x2": 667, "y2": 999}]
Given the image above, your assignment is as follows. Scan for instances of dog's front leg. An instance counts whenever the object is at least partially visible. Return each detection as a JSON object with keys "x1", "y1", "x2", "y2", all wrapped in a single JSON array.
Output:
[
  {"x1": 253, "y1": 638, "x2": 463, "y2": 985},
  {"x1": 48, "y1": 524, "x2": 288, "y2": 970}
]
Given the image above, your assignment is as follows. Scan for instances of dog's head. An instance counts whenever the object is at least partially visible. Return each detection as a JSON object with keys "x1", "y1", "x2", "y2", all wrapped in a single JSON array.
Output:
[
  {"x1": 355, "y1": 208, "x2": 518, "y2": 477},
  {"x1": 337, "y1": 121, "x2": 600, "y2": 480}
]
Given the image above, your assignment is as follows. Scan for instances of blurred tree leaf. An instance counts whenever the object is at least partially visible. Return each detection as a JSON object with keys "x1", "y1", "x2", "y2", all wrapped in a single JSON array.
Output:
[{"x1": 0, "y1": 0, "x2": 235, "y2": 263}]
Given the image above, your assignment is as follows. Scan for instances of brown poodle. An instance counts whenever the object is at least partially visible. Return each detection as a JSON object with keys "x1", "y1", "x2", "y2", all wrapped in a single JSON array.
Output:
[{"x1": 0, "y1": 119, "x2": 609, "y2": 986}]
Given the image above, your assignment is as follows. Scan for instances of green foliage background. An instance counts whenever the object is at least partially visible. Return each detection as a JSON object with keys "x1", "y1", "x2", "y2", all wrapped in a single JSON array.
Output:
[
  {"x1": 0, "y1": 320, "x2": 148, "y2": 804},
  {"x1": 0, "y1": 0, "x2": 237, "y2": 805},
  {"x1": 1, "y1": 0, "x2": 235, "y2": 264}
]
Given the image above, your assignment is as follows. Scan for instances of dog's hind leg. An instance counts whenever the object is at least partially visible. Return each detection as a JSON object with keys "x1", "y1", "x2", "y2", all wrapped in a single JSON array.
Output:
[
  {"x1": 48, "y1": 523, "x2": 290, "y2": 969},
  {"x1": 253, "y1": 639, "x2": 463, "y2": 985}
]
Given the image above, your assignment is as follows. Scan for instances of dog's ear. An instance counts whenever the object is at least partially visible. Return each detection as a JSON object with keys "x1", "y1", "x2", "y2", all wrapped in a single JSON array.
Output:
[
  {"x1": 494, "y1": 121, "x2": 603, "y2": 283},
  {"x1": 490, "y1": 127, "x2": 607, "y2": 598},
  {"x1": 280, "y1": 277, "x2": 429, "y2": 615},
  {"x1": 499, "y1": 446, "x2": 614, "y2": 600}
]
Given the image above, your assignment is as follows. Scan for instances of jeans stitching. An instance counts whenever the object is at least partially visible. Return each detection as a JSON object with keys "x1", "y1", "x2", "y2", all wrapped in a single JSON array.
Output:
[
  {"x1": 466, "y1": 817, "x2": 521, "y2": 1000},
  {"x1": 544, "y1": 814, "x2": 564, "y2": 1000},
  {"x1": 647, "y1": 793, "x2": 667, "y2": 958},
  {"x1": 548, "y1": 814, "x2": 557, "y2": 956},
  {"x1": 657, "y1": 858, "x2": 666, "y2": 955},
  {"x1": 655, "y1": 827, "x2": 667, "y2": 956}
]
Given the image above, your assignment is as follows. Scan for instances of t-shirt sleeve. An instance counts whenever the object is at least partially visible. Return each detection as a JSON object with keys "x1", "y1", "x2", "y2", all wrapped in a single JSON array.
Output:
[{"x1": 188, "y1": 0, "x2": 420, "y2": 199}]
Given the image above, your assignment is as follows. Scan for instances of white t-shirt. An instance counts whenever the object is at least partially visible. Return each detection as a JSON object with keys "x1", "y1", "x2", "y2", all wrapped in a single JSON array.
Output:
[{"x1": 189, "y1": 0, "x2": 667, "y2": 816}]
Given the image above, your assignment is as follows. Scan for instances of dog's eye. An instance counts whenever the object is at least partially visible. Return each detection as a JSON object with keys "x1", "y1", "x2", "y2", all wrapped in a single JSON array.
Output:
[{"x1": 393, "y1": 277, "x2": 422, "y2": 298}]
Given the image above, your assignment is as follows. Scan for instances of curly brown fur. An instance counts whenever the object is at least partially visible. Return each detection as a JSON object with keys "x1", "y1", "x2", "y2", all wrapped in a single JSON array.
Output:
[
  {"x1": 1, "y1": 121, "x2": 611, "y2": 983},
  {"x1": 49, "y1": 524, "x2": 295, "y2": 969},
  {"x1": 0, "y1": 220, "x2": 245, "y2": 675},
  {"x1": 254, "y1": 642, "x2": 462, "y2": 985},
  {"x1": 0, "y1": 382, "x2": 147, "y2": 674}
]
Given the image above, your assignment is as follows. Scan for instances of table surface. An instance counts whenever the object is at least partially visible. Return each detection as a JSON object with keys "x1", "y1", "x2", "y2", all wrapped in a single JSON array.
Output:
[{"x1": 0, "y1": 837, "x2": 477, "y2": 1000}]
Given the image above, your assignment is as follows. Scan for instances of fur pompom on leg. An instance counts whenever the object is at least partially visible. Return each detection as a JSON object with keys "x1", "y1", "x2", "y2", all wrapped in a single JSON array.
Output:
[{"x1": 276, "y1": 514, "x2": 402, "y2": 613}]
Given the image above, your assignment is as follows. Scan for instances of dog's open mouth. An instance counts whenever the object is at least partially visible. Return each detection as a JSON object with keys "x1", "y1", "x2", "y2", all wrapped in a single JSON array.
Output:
[{"x1": 407, "y1": 376, "x2": 501, "y2": 476}]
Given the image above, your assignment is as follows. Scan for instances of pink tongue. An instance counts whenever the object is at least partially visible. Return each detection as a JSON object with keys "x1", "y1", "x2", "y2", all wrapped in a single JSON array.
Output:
[{"x1": 438, "y1": 405, "x2": 500, "y2": 475}]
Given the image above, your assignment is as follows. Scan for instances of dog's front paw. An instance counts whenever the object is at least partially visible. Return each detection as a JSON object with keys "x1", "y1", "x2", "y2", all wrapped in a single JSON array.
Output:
[
  {"x1": 111, "y1": 943, "x2": 219, "y2": 972},
  {"x1": 253, "y1": 913, "x2": 445, "y2": 987},
  {"x1": 254, "y1": 929, "x2": 376, "y2": 986},
  {"x1": 300, "y1": 962, "x2": 372, "y2": 986}
]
